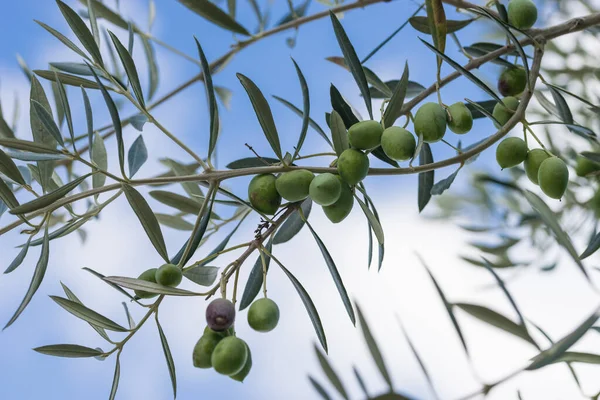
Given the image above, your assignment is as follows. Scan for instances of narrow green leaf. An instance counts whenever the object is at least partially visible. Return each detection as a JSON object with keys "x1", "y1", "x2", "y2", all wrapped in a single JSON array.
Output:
[
  {"x1": 141, "y1": 36, "x2": 159, "y2": 100},
  {"x1": 34, "y1": 70, "x2": 101, "y2": 90},
  {"x1": 109, "y1": 355, "x2": 121, "y2": 400},
  {"x1": 239, "y1": 240, "x2": 272, "y2": 311},
  {"x1": 56, "y1": 0, "x2": 103, "y2": 65},
  {"x1": 418, "y1": 143, "x2": 434, "y2": 212},
  {"x1": 226, "y1": 157, "x2": 279, "y2": 169},
  {"x1": 30, "y1": 100, "x2": 64, "y2": 147},
  {"x1": 183, "y1": 265, "x2": 218, "y2": 286},
  {"x1": 273, "y1": 96, "x2": 333, "y2": 148},
  {"x1": 86, "y1": 0, "x2": 100, "y2": 46},
  {"x1": 130, "y1": 114, "x2": 149, "y2": 131},
  {"x1": 309, "y1": 376, "x2": 333, "y2": 400},
  {"x1": 0, "y1": 177, "x2": 19, "y2": 209},
  {"x1": 580, "y1": 231, "x2": 600, "y2": 260},
  {"x1": 34, "y1": 344, "x2": 103, "y2": 358},
  {"x1": 330, "y1": 110, "x2": 349, "y2": 157},
  {"x1": 237, "y1": 73, "x2": 282, "y2": 160},
  {"x1": 80, "y1": 87, "x2": 94, "y2": 159},
  {"x1": 0, "y1": 148, "x2": 26, "y2": 185},
  {"x1": 455, "y1": 303, "x2": 536, "y2": 346},
  {"x1": 4, "y1": 225, "x2": 50, "y2": 330},
  {"x1": 481, "y1": 258, "x2": 526, "y2": 326},
  {"x1": 122, "y1": 184, "x2": 169, "y2": 262},
  {"x1": 5, "y1": 237, "x2": 32, "y2": 274},
  {"x1": 29, "y1": 217, "x2": 90, "y2": 247},
  {"x1": 108, "y1": 31, "x2": 145, "y2": 108},
  {"x1": 92, "y1": 132, "x2": 107, "y2": 190},
  {"x1": 315, "y1": 345, "x2": 349, "y2": 400},
  {"x1": 548, "y1": 86, "x2": 574, "y2": 125},
  {"x1": 369, "y1": 80, "x2": 425, "y2": 99},
  {"x1": 0, "y1": 138, "x2": 61, "y2": 155},
  {"x1": 383, "y1": 62, "x2": 409, "y2": 129},
  {"x1": 87, "y1": 64, "x2": 125, "y2": 177},
  {"x1": 34, "y1": 20, "x2": 90, "y2": 61},
  {"x1": 419, "y1": 39, "x2": 502, "y2": 103},
  {"x1": 273, "y1": 199, "x2": 312, "y2": 244},
  {"x1": 353, "y1": 366, "x2": 369, "y2": 397},
  {"x1": 195, "y1": 37, "x2": 219, "y2": 158},
  {"x1": 50, "y1": 295, "x2": 128, "y2": 332},
  {"x1": 104, "y1": 276, "x2": 201, "y2": 296},
  {"x1": 552, "y1": 352, "x2": 600, "y2": 365},
  {"x1": 425, "y1": 0, "x2": 447, "y2": 71},
  {"x1": 3, "y1": 151, "x2": 65, "y2": 162},
  {"x1": 272, "y1": 253, "x2": 328, "y2": 352},
  {"x1": 61, "y1": 283, "x2": 111, "y2": 342},
  {"x1": 9, "y1": 174, "x2": 88, "y2": 215},
  {"x1": 325, "y1": 56, "x2": 392, "y2": 98},
  {"x1": 464, "y1": 98, "x2": 501, "y2": 125},
  {"x1": 155, "y1": 213, "x2": 194, "y2": 231},
  {"x1": 330, "y1": 84, "x2": 359, "y2": 129},
  {"x1": 82, "y1": 267, "x2": 136, "y2": 302},
  {"x1": 149, "y1": 190, "x2": 202, "y2": 214},
  {"x1": 527, "y1": 307, "x2": 600, "y2": 370},
  {"x1": 291, "y1": 59, "x2": 310, "y2": 160},
  {"x1": 305, "y1": 219, "x2": 355, "y2": 326},
  {"x1": 127, "y1": 135, "x2": 148, "y2": 178},
  {"x1": 356, "y1": 303, "x2": 393, "y2": 391},
  {"x1": 355, "y1": 197, "x2": 384, "y2": 245},
  {"x1": 156, "y1": 317, "x2": 177, "y2": 398},
  {"x1": 177, "y1": 0, "x2": 250, "y2": 35},
  {"x1": 410, "y1": 16, "x2": 472, "y2": 34},
  {"x1": 53, "y1": 73, "x2": 74, "y2": 147},
  {"x1": 524, "y1": 191, "x2": 589, "y2": 281},
  {"x1": 77, "y1": 0, "x2": 130, "y2": 30},
  {"x1": 329, "y1": 12, "x2": 373, "y2": 119},
  {"x1": 418, "y1": 254, "x2": 469, "y2": 355},
  {"x1": 430, "y1": 167, "x2": 461, "y2": 196}
]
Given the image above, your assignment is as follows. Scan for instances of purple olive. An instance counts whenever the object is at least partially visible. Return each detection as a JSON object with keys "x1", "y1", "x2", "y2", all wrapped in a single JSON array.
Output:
[{"x1": 206, "y1": 298, "x2": 236, "y2": 332}]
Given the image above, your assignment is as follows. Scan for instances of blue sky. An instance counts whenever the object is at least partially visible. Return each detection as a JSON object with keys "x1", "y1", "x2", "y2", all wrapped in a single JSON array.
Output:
[{"x1": 1, "y1": 1, "x2": 599, "y2": 400}]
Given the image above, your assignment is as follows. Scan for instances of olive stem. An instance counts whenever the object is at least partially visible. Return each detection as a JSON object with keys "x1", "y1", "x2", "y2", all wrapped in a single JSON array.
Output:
[
  {"x1": 523, "y1": 121, "x2": 550, "y2": 152},
  {"x1": 294, "y1": 152, "x2": 337, "y2": 161}
]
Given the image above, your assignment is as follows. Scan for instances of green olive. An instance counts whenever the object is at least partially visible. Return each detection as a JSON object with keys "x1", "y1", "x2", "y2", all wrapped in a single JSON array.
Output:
[
  {"x1": 155, "y1": 263, "x2": 182, "y2": 287},
  {"x1": 348, "y1": 120, "x2": 383, "y2": 150},
  {"x1": 496, "y1": 137, "x2": 527, "y2": 169},
  {"x1": 134, "y1": 268, "x2": 158, "y2": 299},
  {"x1": 508, "y1": 0, "x2": 538, "y2": 29},
  {"x1": 380, "y1": 127, "x2": 416, "y2": 161},
  {"x1": 211, "y1": 336, "x2": 249, "y2": 376},
  {"x1": 275, "y1": 169, "x2": 315, "y2": 202},
  {"x1": 247, "y1": 298, "x2": 280, "y2": 333},
  {"x1": 192, "y1": 329, "x2": 223, "y2": 369},
  {"x1": 492, "y1": 96, "x2": 520, "y2": 127},
  {"x1": 337, "y1": 149, "x2": 369, "y2": 186},
  {"x1": 524, "y1": 149, "x2": 551, "y2": 185},
  {"x1": 248, "y1": 174, "x2": 282, "y2": 215},
  {"x1": 538, "y1": 157, "x2": 569, "y2": 199},
  {"x1": 323, "y1": 177, "x2": 354, "y2": 223},
  {"x1": 414, "y1": 102, "x2": 447, "y2": 143},
  {"x1": 309, "y1": 173, "x2": 342, "y2": 206},
  {"x1": 447, "y1": 102, "x2": 473, "y2": 135},
  {"x1": 575, "y1": 155, "x2": 600, "y2": 177},
  {"x1": 498, "y1": 67, "x2": 527, "y2": 97}
]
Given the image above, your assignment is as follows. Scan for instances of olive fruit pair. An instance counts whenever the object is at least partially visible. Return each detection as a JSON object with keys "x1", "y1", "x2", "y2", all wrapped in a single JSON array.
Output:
[
  {"x1": 134, "y1": 264, "x2": 183, "y2": 299},
  {"x1": 413, "y1": 102, "x2": 473, "y2": 143},
  {"x1": 193, "y1": 327, "x2": 252, "y2": 380},
  {"x1": 247, "y1": 298, "x2": 280, "y2": 332},
  {"x1": 248, "y1": 174, "x2": 282, "y2": 215},
  {"x1": 508, "y1": 0, "x2": 538, "y2": 30}
]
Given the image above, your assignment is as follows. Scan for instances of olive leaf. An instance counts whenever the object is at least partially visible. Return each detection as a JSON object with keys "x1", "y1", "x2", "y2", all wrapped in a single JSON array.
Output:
[
  {"x1": 183, "y1": 265, "x2": 218, "y2": 286},
  {"x1": 104, "y1": 276, "x2": 201, "y2": 296},
  {"x1": 239, "y1": 240, "x2": 272, "y2": 311},
  {"x1": 9, "y1": 174, "x2": 89, "y2": 215},
  {"x1": 34, "y1": 20, "x2": 90, "y2": 61},
  {"x1": 109, "y1": 355, "x2": 121, "y2": 400},
  {"x1": 410, "y1": 16, "x2": 472, "y2": 34},
  {"x1": 291, "y1": 58, "x2": 310, "y2": 160},
  {"x1": 273, "y1": 95, "x2": 333, "y2": 148},
  {"x1": 237, "y1": 73, "x2": 282, "y2": 161},
  {"x1": 34, "y1": 344, "x2": 103, "y2": 358},
  {"x1": 82, "y1": 267, "x2": 137, "y2": 302},
  {"x1": 122, "y1": 184, "x2": 169, "y2": 262},
  {"x1": 56, "y1": 0, "x2": 104, "y2": 66},
  {"x1": 418, "y1": 143, "x2": 434, "y2": 212},
  {"x1": 61, "y1": 283, "x2": 111, "y2": 342},
  {"x1": 383, "y1": 62, "x2": 409, "y2": 129},
  {"x1": 35, "y1": 70, "x2": 101, "y2": 90},
  {"x1": 53, "y1": 73, "x2": 74, "y2": 147},
  {"x1": 325, "y1": 56, "x2": 392, "y2": 98},
  {"x1": 177, "y1": 0, "x2": 250, "y2": 35},
  {"x1": 108, "y1": 31, "x2": 145, "y2": 108},
  {"x1": 50, "y1": 296, "x2": 129, "y2": 332},
  {"x1": 0, "y1": 148, "x2": 26, "y2": 185},
  {"x1": 4, "y1": 225, "x2": 49, "y2": 330},
  {"x1": 309, "y1": 376, "x2": 334, "y2": 400},
  {"x1": 425, "y1": 0, "x2": 447, "y2": 72},
  {"x1": 4, "y1": 237, "x2": 32, "y2": 274},
  {"x1": 127, "y1": 135, "x2": 148, "y2": 178},
  {"x1": 156, "y1": 317, "x2": 177, "y2": 398},
  {"x1": 330, "y1": 110, "x2": 349, "y2": 157},
  {"x1": 356, "y1": 303, "x2": 393, "y2": 391},
  {"x1": 195, "y1": 37, "x2": 219, "y2": 158},
  {"x1": 330, "y1": 12, "x2": 372, "y2": 119},
  {"x1": 355, "y1": 196, "x2": 384, "y2": 245},
  {"x1": 315, "y1": 345, "x2": 349, "y2": 400},
  {"x1": 580, "y1": 231, "x2": 600, "y2": 260},
  {"x1": 430, "y1": 167, "x2": 461, "y2": 196}
]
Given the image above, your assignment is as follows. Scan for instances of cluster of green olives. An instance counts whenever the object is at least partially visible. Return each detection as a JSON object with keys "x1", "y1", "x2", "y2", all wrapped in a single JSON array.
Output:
[
  {"x1": 248, "y1": 102, "x2": 474, "y2": 222},
  {"x1": 191, "y1": 297, "x2": 280, "y2": 382},
  {"x1": 134, "y1": 263, "x2": 183, "y2": 298}
]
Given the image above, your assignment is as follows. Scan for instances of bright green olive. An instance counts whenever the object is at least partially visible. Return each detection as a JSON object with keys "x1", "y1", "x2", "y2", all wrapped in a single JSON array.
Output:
[
  {"x1": 414, "y1": 102, "x2": 447, "y2": 143},
  {"x1": 211, "y1": 336, "x2": 248, "y2": 376},
  {"x1": 508, "y1": 0, "x2": 538, "y2": 29},
  {"x1": 447, "y1": 102, "x2": 473, "y2": 135},
  {"x1": 538, "y1": 157, "x2": 569, "y2": 199},
  {"x1": 192, "y1": 330, "x2": 223, "y2": 369},
  {"x1": 309, "y1": 173, "x2": 341, "y2": 206},
  {"x1": 230, "y1": 343, "x2": 252, "y2": 382},
  {"x1": 348, "y1": 120, "x2": 383, "y2": 150},
  {"x1": 134, "y1": 268, "x2": 158, "y2": 299},
  {"x1": 247, "y1": 298, "x2": 280, "y2": 333},
  {"x1": 524, "y1": 149, "x2": 551, "y2": 185},
  {"x1": 498, "y1": 67, "x2": 527, "y2": 97},
  {"x1": 275, "y1": 169, "x2": 314, "y2": 202},
  {"x1": 155, "y1": 263, "x2": 182, "y2": 287},
  {"x1": 496, "y1": 137, "x2": 528, "y2": 169},
  {"x1": 337, "y1": 149, "x2": 369, "y2": 186},
  {"x1": 492, "y1": 96, "x2": 520, "y2": 127},
  {"x1": 248, "y1": 174, "x2": 282, "y2": 215},
  {"x1": 575, "y1": 155, "x2": 600, "y2": 177},
  {"x1": 380, "y1": 127, "x2": 416, "y2": 161},
  {"x1": 323, "y1": 176, "x2": 354, "y2": 223}
]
